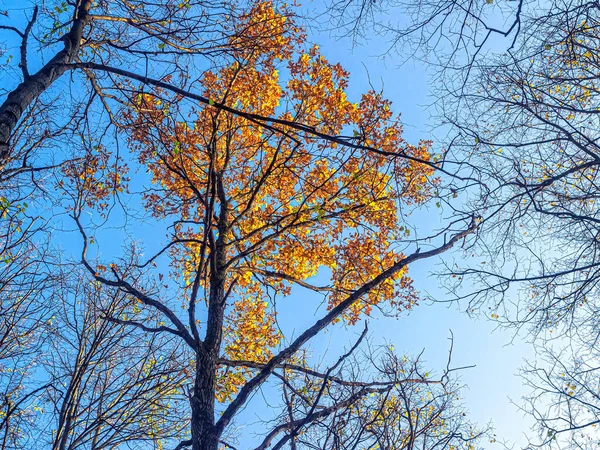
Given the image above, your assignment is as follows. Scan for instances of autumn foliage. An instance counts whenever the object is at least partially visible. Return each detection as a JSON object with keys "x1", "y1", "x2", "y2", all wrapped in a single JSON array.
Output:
[{"x1": 118, "y1": 1, "x2": 437, "y2": 399}]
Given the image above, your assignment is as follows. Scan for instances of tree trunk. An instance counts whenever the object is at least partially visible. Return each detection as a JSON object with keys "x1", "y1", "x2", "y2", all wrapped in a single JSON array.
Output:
[
  {"x1": 191, "y1": 347, "x2": 219, "y2": 450},
  {"x1": 0, "y1": 0, "x2": 93, "y2": 162},
  {"x1": 191, "y1": 182, "x2": 228, "y2": 450}
]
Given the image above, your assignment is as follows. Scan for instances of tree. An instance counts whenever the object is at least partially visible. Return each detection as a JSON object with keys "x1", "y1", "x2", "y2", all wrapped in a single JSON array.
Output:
[
  {"x1": 433, "y1": 12, "x2": 600, "y2": 449},
  {"x1": 44, "y1": 269, "x2": 189, "y2": 450},
  {"x1": 0, "y1": 262, "x2": 190, "y2": 450},
  {"x1": 521, "y1": 340, "x2": 600, "y2": 449},
  {"x1": 0, "y1": 0, "x2": 266, "y2": 163},
  {"x1": 0, "y1": 244, "x2": 52, "y2": 450},
  {"x1": 52, "y1": 2, "x2": 485, "y2": 450}
]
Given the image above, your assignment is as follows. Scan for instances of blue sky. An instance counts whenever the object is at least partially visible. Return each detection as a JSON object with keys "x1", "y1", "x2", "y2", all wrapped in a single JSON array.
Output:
[{"x1": 296, "y1": 6, "x2": 539, "y2": 447}]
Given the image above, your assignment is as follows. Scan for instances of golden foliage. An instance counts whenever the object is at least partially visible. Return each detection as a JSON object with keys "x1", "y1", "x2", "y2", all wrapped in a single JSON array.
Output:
[{"x1": 120, "y1": 1, "x2": 436, "y2": 401}]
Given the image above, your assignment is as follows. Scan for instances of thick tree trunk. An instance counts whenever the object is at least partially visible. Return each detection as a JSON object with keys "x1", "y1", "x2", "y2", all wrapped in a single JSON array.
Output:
[
  {"x1": 191, "y1": 181, "x2": 228, "y2": 450},
  {"x1": 191, "y1": 274, "x2": 226, "y2": 450},
  {"x1": 191, "y1": 348, "x2": 219, "y2": 450},
  {"x1": 192, "y1": 262, "x2": 226, "y2": 450},
  {"x1": 0, "y1": 0, "x2": 93, "y2": 162}
]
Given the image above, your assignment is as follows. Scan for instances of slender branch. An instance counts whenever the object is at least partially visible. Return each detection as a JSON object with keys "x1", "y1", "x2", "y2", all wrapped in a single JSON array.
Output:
[{"x1": 19, "y1": 6, "x2": 38, "y2": 79}]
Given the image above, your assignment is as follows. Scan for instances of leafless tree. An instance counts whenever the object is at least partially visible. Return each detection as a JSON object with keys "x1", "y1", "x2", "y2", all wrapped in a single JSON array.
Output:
[{"x1": 2, "y1": 263, "x2": 191, "y2": 450}]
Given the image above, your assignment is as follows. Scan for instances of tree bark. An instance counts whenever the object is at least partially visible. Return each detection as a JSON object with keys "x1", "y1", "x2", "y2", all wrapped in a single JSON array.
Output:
[
  {"x1": 191, "y1": 172, "x2": 228, "y2": 450},
  {"x1": 191, "y1": 272, "x2": 225, "y2": 450},
  {"x1": 191, "y1": 346, "x2": 220, "y2": 450},
  {"x1": 0, "y1": 0, "x2": 93, "y2": 162}
]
